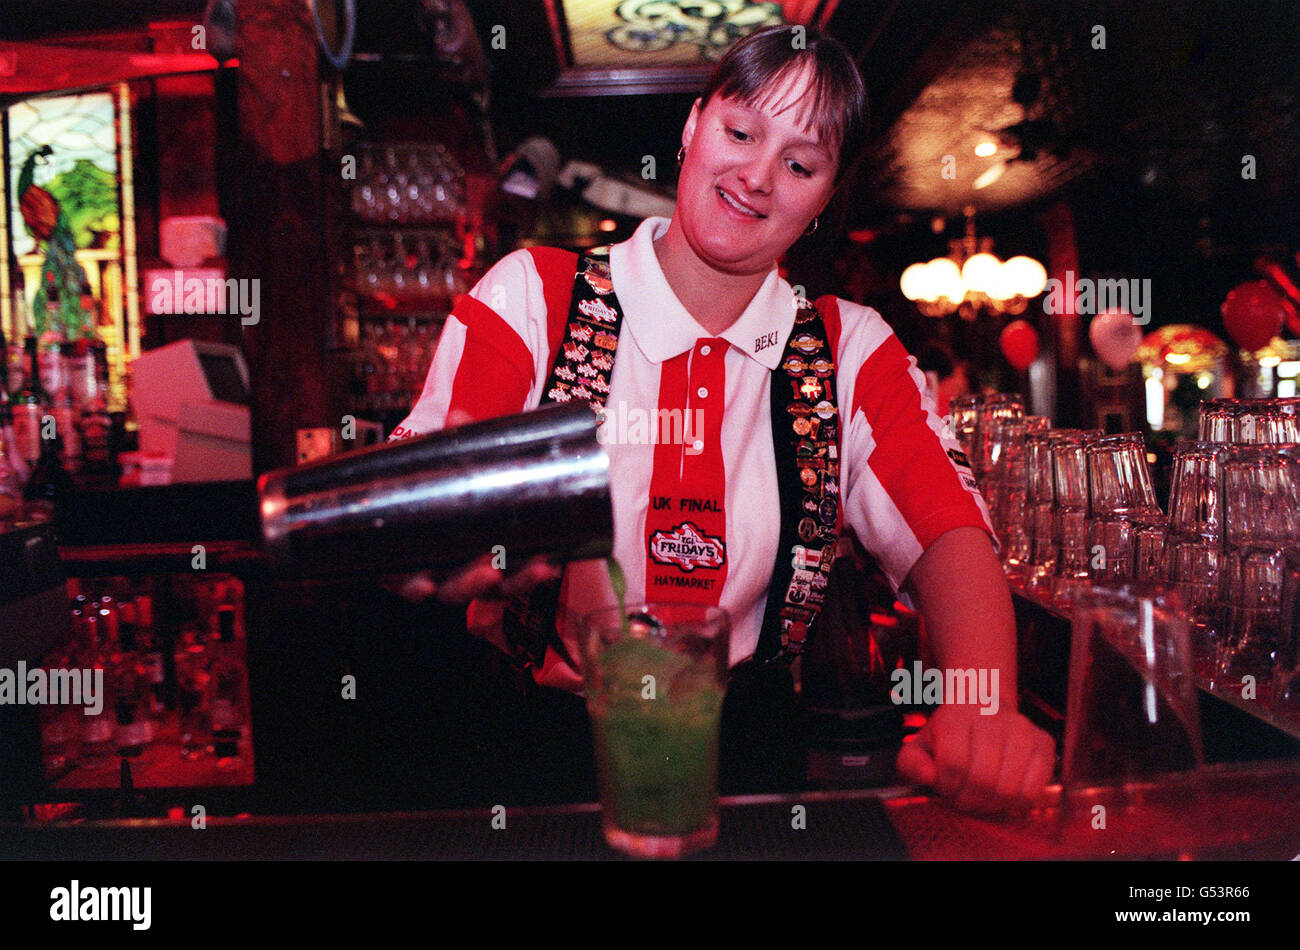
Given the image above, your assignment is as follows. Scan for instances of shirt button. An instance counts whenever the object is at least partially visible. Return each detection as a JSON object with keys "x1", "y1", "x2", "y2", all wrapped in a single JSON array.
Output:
[
  {"x1": 693, "y1": 440, "x2": 705, "y2": 452},
  {"x1": 697, "y1": 386, "x2": 709, "y2": 399},
  {"x1": 699, "y1": 345, "x2": 711, "y2": 356}
]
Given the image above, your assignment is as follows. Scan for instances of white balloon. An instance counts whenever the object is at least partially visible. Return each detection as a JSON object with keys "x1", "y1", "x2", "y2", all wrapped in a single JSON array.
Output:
[{"x1": 1089, "y1": 309, "x2": 1142, "y2": 370}]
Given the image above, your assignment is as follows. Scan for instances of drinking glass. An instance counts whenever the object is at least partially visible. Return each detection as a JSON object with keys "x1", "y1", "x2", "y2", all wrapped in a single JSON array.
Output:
[
  {"x1": 1024, "y1": 429, "x2": 1058, "y2": 592},
  {"x1": 1221, "y1": 544, "x2": 1286, "y2": 687},
  {"x1": 975, "y1": 393, "x2": 1025, "y2": 480},
  {"x1": 1087, "y1": 517, "x2": 1137, "y2": 583},
  {"x1": 1167, "y1": 441, "x2": 1227, "y2": 539},
  {"x1": 1133, "y1": 514, "x2": 1169, "y2": 584},
  {"x1": 1085, "y1": 433, "x2": 1161, "y2": 583},
  {"x1": 1063, "y1": 585, "x2": 1204, "y2": 797},
  {"x1": 1051, "y1": 430, "x2": 1097, "y2": 605},
  {"x1": 579, "y1": 603, "x2": 730, "y2": 859},
  {"x1": 1274, "y1": 549, "x2": 1300, "y2": 711},
  {"x1": 1198, "y1": 398, "x2": 1241, "y2": 443},
  {"x1": 985, "y1": 416, "x2": 1037, "y2": 575},
  {"x1": 1218, "y1": 445, "x2": 1300, "y2": 687},
  {"x1": 1166, "y1": 536, "x2": 1224, "y2": 682},
  {"x1": 1086, "y1": 433, "x2": 1159, "y2": 518},
  {"x1": 1163, "y1": 440, "x2": 1227, "y2": 679}
]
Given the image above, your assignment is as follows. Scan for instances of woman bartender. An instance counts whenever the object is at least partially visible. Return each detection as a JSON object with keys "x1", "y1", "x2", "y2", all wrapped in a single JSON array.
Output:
[{"x1": 390, "y1": 25, "x2": 1056, "y2": 814}]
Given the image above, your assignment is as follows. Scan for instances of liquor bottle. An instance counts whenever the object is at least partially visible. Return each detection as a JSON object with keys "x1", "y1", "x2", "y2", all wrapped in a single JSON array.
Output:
[
  {"x1": 76, "y1": 608, "x2": 117, "y2": 770},
  {"x1": 133, "y1": 594, "x2": 167, "y2": 722},
  {"x1": 8, "y1": 274, "x2": 25, "y2": 373},
  {"x1": 38, "y1": 283, "x2": 66, "y2": 394},
  {"x1": 52, "y1": 341, "x2": 81, "y2": 473},
  {"x1": 0, "y1": 323, "x2": 28, "y2": 517},
  {"x1": 174, "y1": 626, "x2": 210, "y2": 760},
  {"x1": 11, "y1": 335, "x2": 48, "y2": 467},
  {"x1": 206, "y1": 605, "x2": 247, "y2": 762},
  {"x1": 0, "y1": 392, "x2": 23, "y2": 523},
  {"x1": 22, "y1": 430, "x2": 75, "y2": 527},
  {"x1": 0, "y1": 320, "x2": 28, "y2": 471},
  {"x1": 39, "y1": 620, "x2": 81, "y2": 778},
  {"x1": 76, "y1": 337, "x2": 116, "y2": 487},
  {"x1": 109, "y1": 603, "x2": 151, "y2": 758}
]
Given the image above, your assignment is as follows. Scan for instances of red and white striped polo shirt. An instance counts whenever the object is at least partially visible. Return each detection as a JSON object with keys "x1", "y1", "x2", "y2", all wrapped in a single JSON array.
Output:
[{"x1": 392, "y1": 216, "x2": 994, "y2": 674}]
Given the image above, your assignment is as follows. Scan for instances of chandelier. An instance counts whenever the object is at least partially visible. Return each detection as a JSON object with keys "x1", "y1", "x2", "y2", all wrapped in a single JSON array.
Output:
[{"x1": 900, "y1": 206, "x2": 1048, "y2": 318}]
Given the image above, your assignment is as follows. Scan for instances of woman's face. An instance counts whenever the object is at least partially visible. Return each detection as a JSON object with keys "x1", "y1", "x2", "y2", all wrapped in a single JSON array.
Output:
[{"x1": 677, "y1": 64, "x2": 839, "y2": 276}]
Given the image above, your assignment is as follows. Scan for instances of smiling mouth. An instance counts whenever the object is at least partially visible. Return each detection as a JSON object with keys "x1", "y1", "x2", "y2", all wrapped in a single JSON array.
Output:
[{"x1": 717, "y1": 187, "x2": 765, "y2": 218}]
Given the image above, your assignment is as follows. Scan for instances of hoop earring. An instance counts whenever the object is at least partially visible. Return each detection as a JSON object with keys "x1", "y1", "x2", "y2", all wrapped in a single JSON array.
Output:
[
  {"x1": 677, "y1": 146, "x2": 686, "y2": 166},
  {"x1": 804, "y1": 216, "x2": 819, "y2": 237}
]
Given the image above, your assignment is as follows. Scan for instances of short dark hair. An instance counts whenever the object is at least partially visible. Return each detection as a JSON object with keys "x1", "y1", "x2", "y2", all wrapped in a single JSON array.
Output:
[{"x1": 700, "y1": 24, "x2": 867, "y2": 182}]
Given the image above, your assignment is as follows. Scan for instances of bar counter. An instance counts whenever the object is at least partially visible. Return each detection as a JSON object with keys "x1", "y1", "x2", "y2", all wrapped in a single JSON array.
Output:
[{"x1": 4, "y1": 759, "x2": 1297, "y2": 861}]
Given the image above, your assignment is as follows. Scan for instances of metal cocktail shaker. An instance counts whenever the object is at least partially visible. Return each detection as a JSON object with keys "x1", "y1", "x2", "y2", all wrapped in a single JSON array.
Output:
[{"x1": 258, "y1": 403, "x2": 613, "y2": 576}]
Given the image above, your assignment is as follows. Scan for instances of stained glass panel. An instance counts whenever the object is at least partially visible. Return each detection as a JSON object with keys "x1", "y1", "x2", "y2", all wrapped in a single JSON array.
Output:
[{"x1": 6, "y1": 91, "x2": 119, "y2": 342}]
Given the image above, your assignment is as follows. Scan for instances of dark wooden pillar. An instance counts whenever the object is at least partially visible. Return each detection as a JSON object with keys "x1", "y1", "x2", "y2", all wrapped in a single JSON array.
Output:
[
  {"x1": 1039, "y1": 200, "x2": 1082, "y2": 427},
  {"x1": 230, "y1": 0, "x2": 342, "y2": 473}
]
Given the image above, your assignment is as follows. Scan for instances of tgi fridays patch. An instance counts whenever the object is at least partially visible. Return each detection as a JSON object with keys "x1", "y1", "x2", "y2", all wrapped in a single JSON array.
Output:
[
  {"x1": 647, "y1": 522, "x2": 726, "y2": 572},
  {"x1": 577, "y1": 297, "x2": 618, "y2": 325}
]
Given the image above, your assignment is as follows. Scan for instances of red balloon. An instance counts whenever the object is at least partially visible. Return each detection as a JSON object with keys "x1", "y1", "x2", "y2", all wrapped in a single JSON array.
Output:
[
  {"x1": 1221, "y1": 280, "x2": 1286, "y2": 352},
  {"x1": 999, "y1": 319, "x2": 1039, "y2": 370}
]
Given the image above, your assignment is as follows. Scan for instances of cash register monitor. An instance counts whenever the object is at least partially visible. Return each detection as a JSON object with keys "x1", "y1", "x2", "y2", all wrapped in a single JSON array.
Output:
[
  {"x1": 197, "y1": 350, "x2": 250, "y2": 405},
  {"x1": 132, "y1": 339, "x2": 252, "y2": 482}
]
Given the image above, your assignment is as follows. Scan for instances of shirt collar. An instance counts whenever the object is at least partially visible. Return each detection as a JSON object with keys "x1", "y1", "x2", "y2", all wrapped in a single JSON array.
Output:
[{"x1": 609, "y1": 216, "x2": 797, "y2": 371}]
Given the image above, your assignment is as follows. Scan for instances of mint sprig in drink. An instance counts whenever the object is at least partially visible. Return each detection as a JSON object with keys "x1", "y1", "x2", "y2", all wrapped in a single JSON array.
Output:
[{"x1": 581, "y1": 590, "x2": 729, "y2": 859}]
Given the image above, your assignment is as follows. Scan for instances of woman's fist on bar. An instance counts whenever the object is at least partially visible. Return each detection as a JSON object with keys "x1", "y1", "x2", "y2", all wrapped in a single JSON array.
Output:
[{"x1": 896, "y1": 704, "x2": 1057, "y2": 816}]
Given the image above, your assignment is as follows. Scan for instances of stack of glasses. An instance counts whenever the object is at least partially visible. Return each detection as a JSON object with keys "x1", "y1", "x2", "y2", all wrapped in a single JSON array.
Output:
[
  {"x1": 1022, "y1": 426, "x2": 1057, "y2": 591},
  {"x1": 963, "y1": 391, "x2": 1300, "y2": 713},
  {"x1": 1198, "y1": 397, "x2": 1300, "y2": 444},
  {"x1": 969, "y1": 406, "x2": 1160, "y2": 601},
  {"x1": 1158, "y1": 398, "x2": 1300, "y2": 707},
  {"x1": 983, "y1": 414, "x2": 1050, "y2": 578},
  {"x1": 1164, "y1": 440, "x2": 1228, "y2": 683},
  {"x1": 1219, "y1": 445, "x2": 1300, "y2": 702},
  {"x1": 1084, "y1": 432, "x2": 1165, "y2": 586}
]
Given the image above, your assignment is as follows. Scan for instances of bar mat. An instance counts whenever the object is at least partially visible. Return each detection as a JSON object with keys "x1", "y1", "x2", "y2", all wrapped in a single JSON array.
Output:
[{"x1": 1, "y1": 795, "x2": 908, "y2": 861}]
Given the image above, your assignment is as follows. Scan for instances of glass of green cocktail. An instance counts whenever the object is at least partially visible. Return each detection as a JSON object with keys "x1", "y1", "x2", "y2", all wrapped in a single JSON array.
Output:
[{"x1": 579, "y1": 603, "x2": 730, "y2": 858}]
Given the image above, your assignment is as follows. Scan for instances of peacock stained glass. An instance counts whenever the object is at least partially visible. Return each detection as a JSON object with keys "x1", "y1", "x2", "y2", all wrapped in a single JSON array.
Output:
[{"x1": 8, "y1": 92, "x2": 120, "y2": 338}]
